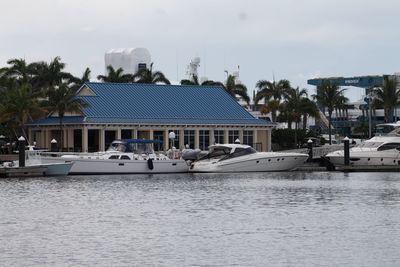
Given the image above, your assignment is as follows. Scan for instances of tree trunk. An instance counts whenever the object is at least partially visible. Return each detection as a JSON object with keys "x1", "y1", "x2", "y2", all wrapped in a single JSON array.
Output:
[{"x1": 302, "y1": 114, "x2": 307, "y2": 130}]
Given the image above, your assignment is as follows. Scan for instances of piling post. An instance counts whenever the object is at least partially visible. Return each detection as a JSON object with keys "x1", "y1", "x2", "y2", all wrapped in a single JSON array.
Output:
[
  {"x1": 18, "y1": 136, "x2": 26, "y2": 167},
  {"x1": 344, "y1": 136, "x2": 350, "y2": 166},
  {"x1": 307, "y1": 139, "x2": 313, "y2": 162},
  {"x1": 51, "y1": 139, "x2": 58, "y2": 152}
]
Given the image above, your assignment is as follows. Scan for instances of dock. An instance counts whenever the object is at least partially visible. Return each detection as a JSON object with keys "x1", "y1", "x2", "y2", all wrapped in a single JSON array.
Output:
[{"x1": 0, "y1": 165, "x2": 47, "y2": 178}]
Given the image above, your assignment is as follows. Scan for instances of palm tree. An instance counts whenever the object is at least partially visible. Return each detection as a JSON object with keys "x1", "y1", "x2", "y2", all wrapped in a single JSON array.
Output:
[
  {"x1": 255, "y1": 79, "x2": 291, "y2": 122},
  {"x1": 283, "y1": 87, "x2": 320, "y2": 146},
  {"x1": 97, "y1": 65, "x2": 133, "y2": 83},
  {"x1": 4, "y1": 58, "x2": 34, "y2": 82},
  {"x1": 44, "y1": 83, "x2": 89, "y2": 149},
  {"x1": 313, "y1": 81, "x2": 347, "y2": 145},
  {"x1": 223, "y1": 74, "x2": 250, "y2": 104},
  {"x1": 70, "y1": 67, "x2": 91, "y2": 91},
  {"x1": 133, "y1": 63, "x2": 170, "y2": 84},
  {"x1": 260, "y1": 99, "x2": 281, "y2": 123},
  {"x1": 372, "y1": 76, "x2": 400, "y2": 123},
  {"x1": 180, "y1": 74, "x2": 200, "y2": 85},
  {"x1": 0, "y1": 82, "x2": 45, "y2": 141},
  {"x1": 30, "y1": 56, "x2": 73, "y2": 94}
]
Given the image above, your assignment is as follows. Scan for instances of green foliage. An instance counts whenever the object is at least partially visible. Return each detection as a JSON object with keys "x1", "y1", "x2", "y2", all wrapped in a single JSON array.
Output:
[{"x1": 271, "y1": 128, "x2": 317, "y2": 150}]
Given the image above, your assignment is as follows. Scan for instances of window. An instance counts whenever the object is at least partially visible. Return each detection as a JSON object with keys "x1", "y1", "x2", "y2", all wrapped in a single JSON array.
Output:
[
  {"x1": 153, "y1": 131, "x2": 164, "y2": 151},
  {"x1": 243, "y1": 130, "x2": 254, "y2": 146},
  {"x1": 228, "y1": 130, "x2": 239, "y2": 144},
  {"x1": 120, "y1": 155, "x2": 130, "y2": 160},
  {"x1": 214, "y1": 130, "x2": 224, "y2": 144},
  {"x1": 377, "y1": 143, "x2": 400, "y2": 151},
  {"x1": 184, "y1": 130, "x2": 195, "y2": 149},
  {"x1": 199, "y1": 130, "x2": 210, "y2": 150}
]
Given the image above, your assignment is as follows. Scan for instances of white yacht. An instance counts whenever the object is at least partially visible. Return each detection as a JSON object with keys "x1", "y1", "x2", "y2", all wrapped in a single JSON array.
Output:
[
  {"x1": 325, "y1": 124, "x2": 400, "y2": 167},
  {"x1": 42, "y1": 139, "x2": 189, "y2": 174},
  {"x1": 189, "y1": 143, "x2": 308, "y2": 172}
]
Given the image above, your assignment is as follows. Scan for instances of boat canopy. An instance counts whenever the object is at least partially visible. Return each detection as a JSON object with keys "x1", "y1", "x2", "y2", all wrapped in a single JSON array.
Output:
[{"x1": 107, "y1": 139, "x2": 163, "y2": 153}]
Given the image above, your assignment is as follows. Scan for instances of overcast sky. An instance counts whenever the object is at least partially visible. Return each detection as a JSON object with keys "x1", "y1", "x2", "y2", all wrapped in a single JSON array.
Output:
[{"x1": 1, "y1": 0, "x2": 399, "y2": 101}]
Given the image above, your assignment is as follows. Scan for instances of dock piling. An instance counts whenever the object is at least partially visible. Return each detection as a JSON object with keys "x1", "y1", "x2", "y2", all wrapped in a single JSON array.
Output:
[
  {"x1": 18, "y1": 136, "x2": 26, "y2": 167},
  {"x1": 344, "y1": 136, "x2": 350, "y2": 166}
]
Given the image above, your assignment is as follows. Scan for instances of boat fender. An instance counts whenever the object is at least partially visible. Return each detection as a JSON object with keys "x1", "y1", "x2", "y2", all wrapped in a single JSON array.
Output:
[{"x1": 147, "y1": 158, "x2": 154, "y2": 170}]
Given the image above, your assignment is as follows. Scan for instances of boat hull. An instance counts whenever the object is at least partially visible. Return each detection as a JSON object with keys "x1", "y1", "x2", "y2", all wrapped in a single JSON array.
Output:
[
  {"x1": 42, "y1": 157, "x2": 189, "y2": 174},
  {"x1": 326, "y1": 150, "x2": 400, "y2": 167},
  {"x1": 190, "y1": 152, "x2": 308, "y2": 172}
]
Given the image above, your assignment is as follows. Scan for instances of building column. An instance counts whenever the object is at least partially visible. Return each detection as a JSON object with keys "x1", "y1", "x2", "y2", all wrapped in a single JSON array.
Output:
[
  {"x1": 99, "y1": 128, "x2": 105, "y2": 151},
  {"x1": 239, "y1": 129, "x2": 244, "y2": 144},
  {"x1": 40, "y1": 129, "x2": 45, "y2": 148},
  {"x1": 132, "y1": 129, "x2": 137, "y2": 139},
  {"x1": 45, "y1": 129, "x2": 50, "y2": 149},
  {"x1": 179, "y1": 129, "x2": 184, "y2": 149},
  {"x1": 82, "y1": 127, "x2": 88, "y2": 152},
  {"x1": 116, "y1": 127, "x2": 121, "y2": 140},
  {"x1": 164, "y1": 129, "x2": 169, "y2": 150},
  {"x1": 267, "y1": 129, "x2": 272, "y2": 152},
  {"x1": 253, "y1": 128, "x2": 258, "y2": 148},
  {"x1": 63, "y1": 129, "x2": 68, "y2": 150},
  {"x1": 194, "y1": 129, "x2": 199, "y2": 149},
  {"x1": 149, "y1": 130, "x2": 154, "y2": 140},
  {"x1": 224, "y1": 129, "x2": 229, "y2": 144},
  {"x1": 209, "y1": 129, "x2": 215, "y2": 146}
]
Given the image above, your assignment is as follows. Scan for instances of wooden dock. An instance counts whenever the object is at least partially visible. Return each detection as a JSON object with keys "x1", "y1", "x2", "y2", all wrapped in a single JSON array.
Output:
[{"x1": 0, "y1": 165, "x2": 47, "y2": 178}]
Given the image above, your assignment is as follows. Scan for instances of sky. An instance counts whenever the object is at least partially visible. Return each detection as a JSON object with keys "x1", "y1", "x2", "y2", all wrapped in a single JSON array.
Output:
[{"x1": 1, "y1": 0, "x2": 400, "y2": 101}]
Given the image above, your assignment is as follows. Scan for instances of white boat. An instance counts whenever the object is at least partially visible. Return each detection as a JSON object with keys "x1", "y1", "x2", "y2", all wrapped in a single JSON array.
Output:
[
  {"x1": 2, "y1": 149, "x2": 73, "y2": 176},
  {"x1": 41, "y1": 139, "x2": 189, "y2": 174},
  {"x1": 325, "y1": 124, "x2": 400, "y2": 167},
  {"x1": 189, "y1": 143, "x2": 309, "y2": 172}
]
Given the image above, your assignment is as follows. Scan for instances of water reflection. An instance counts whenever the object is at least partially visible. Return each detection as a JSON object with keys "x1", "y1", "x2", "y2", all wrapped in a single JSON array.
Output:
[{"x1": 1, "y1": 172, "x2": 400, "y2": 266}]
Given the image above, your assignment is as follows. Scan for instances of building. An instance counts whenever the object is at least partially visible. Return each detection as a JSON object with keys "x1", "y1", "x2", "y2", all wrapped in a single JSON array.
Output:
[
  {"x1": 104, "y1": 48, "x2": 151, "y2": 75},
  {"x1": 27, "y1": 83, "x2": 274, "y2": 152}
]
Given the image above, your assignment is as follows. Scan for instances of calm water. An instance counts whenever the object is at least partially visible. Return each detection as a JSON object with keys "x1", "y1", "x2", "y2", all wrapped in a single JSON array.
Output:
[{"x1": 1, "y1": 172, "x2": 400, "y2": 267}]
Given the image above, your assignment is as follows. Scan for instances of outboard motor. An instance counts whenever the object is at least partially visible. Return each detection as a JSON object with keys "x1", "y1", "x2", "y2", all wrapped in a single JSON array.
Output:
[{"x1": 147, "y1": 158, "x2": 154, "y2": 170}]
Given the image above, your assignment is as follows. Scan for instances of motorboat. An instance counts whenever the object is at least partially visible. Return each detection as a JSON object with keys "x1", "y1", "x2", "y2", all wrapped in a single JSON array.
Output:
[
  {"x1": 41, "y1": 139, "x2": 189, "y2": 174},
  {"x1": 2, "y1": 149, "x2": 73, "y2": 176},
  {"x1": 189, "y1": 143, "x2": 309, "y2": 172},
  {"x1": 325, "y1": 125, "x2": 400, "y2": 167}
]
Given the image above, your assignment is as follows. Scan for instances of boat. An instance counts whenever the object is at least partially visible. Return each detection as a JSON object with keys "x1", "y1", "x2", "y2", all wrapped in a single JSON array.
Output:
[
  {"x1": 325, "y1": 124, "x2": 400, "y2": 167},
  {"x1": 189, "y1": 143, "x2": 309, "y2": 172},
  {"x1": 1, "y1": 149, "x2": 73, "y2": 177},
  {"x1": 41, "y1": 139, "x2": 189, "y2": 174}
]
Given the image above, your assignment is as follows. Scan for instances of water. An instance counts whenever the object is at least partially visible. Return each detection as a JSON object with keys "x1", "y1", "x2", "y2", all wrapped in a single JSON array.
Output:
[{"x1": 1, "y1": 172, "x2": 400, "y2": 267}]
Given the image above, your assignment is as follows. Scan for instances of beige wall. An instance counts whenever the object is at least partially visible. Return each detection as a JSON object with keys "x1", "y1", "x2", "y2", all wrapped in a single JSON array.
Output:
[{"x1": 29, "y1": 125, "x2": 272, "y2": 152}]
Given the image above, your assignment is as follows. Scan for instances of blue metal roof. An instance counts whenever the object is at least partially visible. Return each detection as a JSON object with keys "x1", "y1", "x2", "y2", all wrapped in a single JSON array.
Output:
[{"x1": 30, "y1": 83, "x2": 272, "y2": 126}]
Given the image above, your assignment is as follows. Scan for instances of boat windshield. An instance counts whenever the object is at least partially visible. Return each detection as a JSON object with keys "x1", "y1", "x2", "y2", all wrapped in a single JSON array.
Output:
[
  {"x1": 376, "y1": 142, "x2": 400, "y2": 151},
  {"x1": 107, "y1": 142, "x2": 128, "y2": 152},
  {"x1": 129, "y1": 143, "x2": 154, "y2": 155},
  {"x1": 202, "y1": 147, "x2": 232, "y2": 159},
  {"x1": 355, "y1": 142, "x2": 383, "y2": 148},
  {"x1": 221, "y1": 147, "x2": 257, "y2": 161}
]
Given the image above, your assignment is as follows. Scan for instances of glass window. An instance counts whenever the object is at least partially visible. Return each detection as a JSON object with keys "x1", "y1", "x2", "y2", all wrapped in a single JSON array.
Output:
[
  {"x1": 228, "y1": 130, "x2": 239, "y2": 144},
  {"x1": 377, "y1": 143, "x2": 400, "y2": 151},
  {"x1": 243, "y1": 130, "x2": 254, "y2": 146},
  {"x1": 199, "y1": 130, "x2": 210, "y2": 150},
  {"x1": 214, "y1": 130, "x2": 224, "y2": 144},
  {"x1": 153, "y1": 131, "x2": 164, "y2": 151},
  {"x1": 184, "y1": 130, "x2": 195, "y2": 149}
]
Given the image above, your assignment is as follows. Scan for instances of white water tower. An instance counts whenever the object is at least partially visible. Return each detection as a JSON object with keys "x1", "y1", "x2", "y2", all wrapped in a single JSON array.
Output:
[{"x1": 104, "y1": 48, "x2": 151, "y2": 75}]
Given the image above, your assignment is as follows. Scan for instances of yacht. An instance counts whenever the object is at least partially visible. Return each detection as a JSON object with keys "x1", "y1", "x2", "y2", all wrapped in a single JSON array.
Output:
[
  {"x1": 189, "y1": 143, "x2": 308, "y2": 172},
  {"x1": 41, "y1": 139, "x2": 189, "y2": 174},
  {"x1": 325, "y1": 124, "x2": 400, "y2": 167}
]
